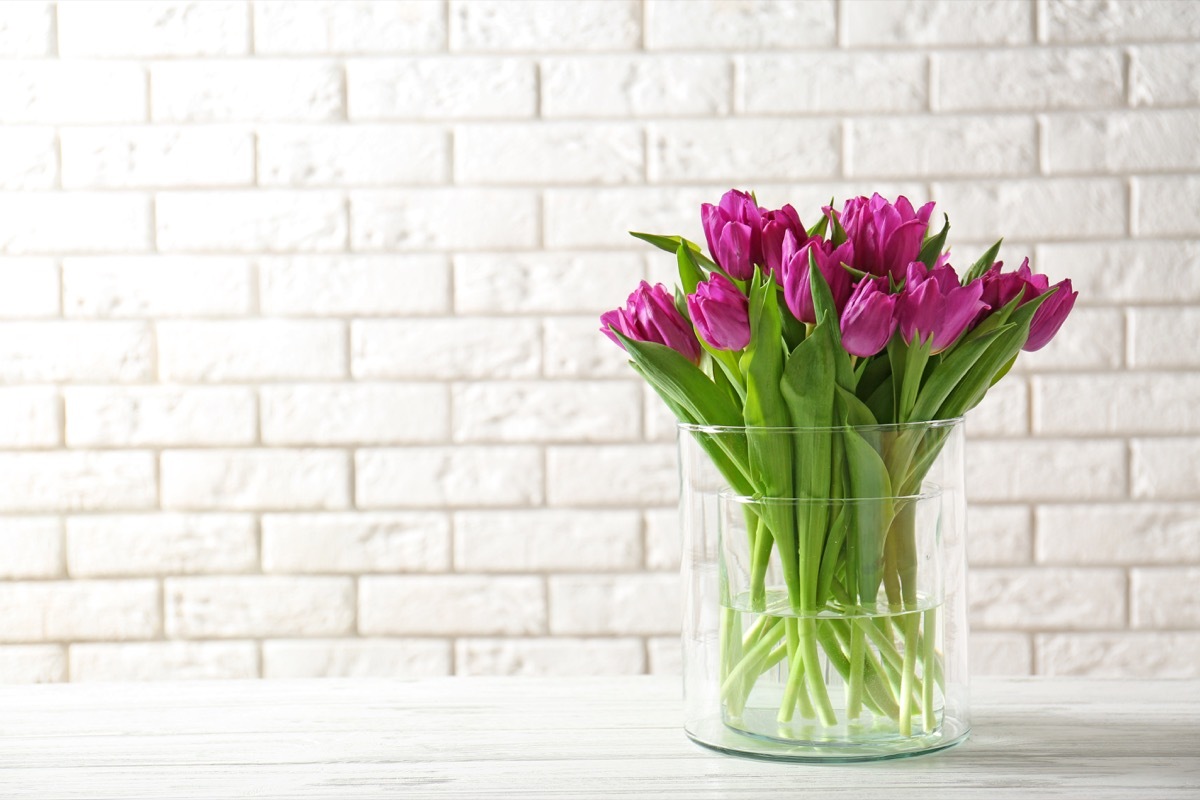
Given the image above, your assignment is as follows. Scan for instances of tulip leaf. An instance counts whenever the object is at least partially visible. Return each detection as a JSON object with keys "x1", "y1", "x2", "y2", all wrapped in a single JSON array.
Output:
[
  {"x1": 614, "y1": 333, "x2": 743, "y2": 431},
  {"x1": 807, "y1": 250, "x2": 857, "y2": 392},
  {"x1": 630, "y1": 231, "x2": 717, "y2": 269},
  {"x1": 908, "y1": 327, "x2": 1007, "y2": 422},
  {"x1": 829, "y1": 205, "x2": 849, "y2": 247},
  {"x1": 917, "y1": 214, "x2": 950, "y2": 269},
  {"x1": 835, "y1": 384, "x2": 877, "y2": 428},
  {"x1": 963, "y1": 238, "x2": 1003, "y2": 284},
  {"x1": 741, "y1": 272, "x2": 791, "y2": 489},
  {"x1": 676, "y1": 241, "x2": 705, "y2": 296},
  {"x1": 807, "y1": 206, "x2": 831, "y2": 239},
  {"x1": 839, "y1": 420, "x2": 893, "y2": 604}
]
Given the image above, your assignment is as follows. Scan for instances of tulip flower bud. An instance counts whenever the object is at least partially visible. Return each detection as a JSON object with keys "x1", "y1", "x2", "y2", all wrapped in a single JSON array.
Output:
[
  {"x1": 600, "y1": 281, "x2": 702, "y2": 364},
  {"x1": 1024, "y1": 278, "x2": 1077, "y2": 352},
  {"x1": 836, "y1": 193, "x2": 935, "y2": 281},
  {"x1": 780, "y1": 234, "x2": 854, "y2": 325},
  {"x1": 686, "y1": 273, "x2": 751, "y2": 351},
  {"x1": 897, "y1": 262, "x2": 988, "y2": 353},
  {"x1": 701, "y1": 189, "x2": 764, "y2": 280},
  {"x1": 840, "y1": 276, "x2": 898, "y2": 358}
]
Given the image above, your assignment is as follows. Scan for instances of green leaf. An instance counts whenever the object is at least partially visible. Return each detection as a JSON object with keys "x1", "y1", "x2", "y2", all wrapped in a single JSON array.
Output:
[
  {"x1": 835, "y1": 384, "x2": 877, "y2": 428},
  {"x1": 916, "y1": 214, "x2": 950, "y2": 269},
  {"x1": 676, "y1": 241, "x2": 706, "y2": 295},
  {"x1": 806, "y1": 212, "x2": 830, "y2": 240},
  {"x1": 630, "y1": 232, "x2": 717, "y2": 269},
  {"x1": 806, "y1": 252, "x2": 858, "y2": 393},
  {"x1": 741, "y1": 272, "x2": 791, "y2": 491},
  {"x1": 963, "y1": 238, "x2": 1003, "y2": 284},
  {"x1": 829, "y1": 205, "x2": 849, "y2": 247},
  {"x1": 840, "y1": 424, "x2": 894, "y2": 604},
  {"x1": 615, "y1": 334, "x2": 743, "y2": 431},
  {"x1": 908, "y1": 327, "x2": 1008, "y2": 422}
]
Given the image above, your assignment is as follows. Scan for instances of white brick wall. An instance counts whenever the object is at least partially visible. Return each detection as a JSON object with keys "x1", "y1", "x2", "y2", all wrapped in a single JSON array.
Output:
[{"x1": 0, "y1": 0, "x2": 1193, "y2": 682}]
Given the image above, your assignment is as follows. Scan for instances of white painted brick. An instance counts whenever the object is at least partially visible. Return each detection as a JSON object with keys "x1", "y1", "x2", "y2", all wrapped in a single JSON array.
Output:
[
  {"x1": 0, "y1": 452, "x2": 156, "y2": 512},
  {"x1": 848, "y1": 116, "x2": 1037, "y2": 178},
  {"x1": 452, "y1": 0, "x2": 639, "y2": 51},
  {"x1": 1131, "y1": 568, "x2": 1200, "y2": 628},
  {"x1": 347, "y1": 58, "x2": 535, "y2": 120},
  {"x1": 0, "y1": 192, "x2": 151, "y2": 254},
  {"x1": 544, "y1": 317, "x2": 634, "y2": 379},
  {"x1": 1037, "y1": 504, "x2": 1200, "y2": 565},
  {"x1": 0, "y1": 517, "x2": 62, "y2": 579},
  {"x1": 542, "y1": 55, "x2": 732, "y2": 118},
  {"x1": 0, "y1": 580, "x2": 159, "y2": 642},
  {"x1": 65, "y1": 386, "x2": 256, "y2": 447},
  {"x1": 1036, "y1": 241, "x2": 1200, "y2": 304},
  {"x1": 1037, "y1": 633, "x2": 1200, "y2": 678},
  {"x1": 644, "y1": 508, "x2": 680, "y2": 571},
  {"x1": 970, "y1": 633, "x2": 1031, "y2": 676},
  {"x1": 649, "y1": 119, "x2": 839, "y2": 183},
  {"x1": 647, "y1": 636, "x2": 681, "y2": 675},
  {"x1": 643, "y1": 385, "x2": 680, "y2": 443},
  {"x1": 61, "y1": 126, "x2": 253, "y2": 189},
  {"x1": 165, "y1": 576, "x2": 355, "y2": 638},
  {"x1": 1048, "y1": 111, "x2": 1200, "y2": 174},
  {"x1": 456, "y1": 123, "x2": 643, "y2": 185},
  {"x1": 352, "y1": 318, "x2": 540, "y2": 380},
  {"x1": 1136, "y1": 176, "x2": 1200, "y2": 236},
  {"x1": 151, "y1": 60, "x2": 342, "y2": 122},
  {"x1": 967, "y1": 505, "x2": 1032, "y2": 566},
  {"x1": 0, "y1": 1, "x2": 53, "y2": 56},
  {"x1": 0, "y1": 645, "x2": 65, "y2": 683},
  {"x1": 261, "y1": 255, "x2": 450, "y2": 316},
  {"x1": 932, "y1": 179, "x2": 1126, "y2": 242},
  {"x1": 359, "y1": 575, "x2": 546, "y2": 635},
  {"x1": 262, "y1": 638, "x2": 451, "y2": 678},
  {"x1": 0, "y1": 388, "x2": 58, "y2": 448},
  {"x1": 936, "y1": 49, "x2": 1123, "y2": 111},
  {"x1": 262, "y1": 512, "x2": 450, "y2": 574},
  {"x1": 969, "y1": 567, "x2": 1126, "y2": 630},
  {"x1": 455, "y1": 253, "x2": 643, "y2": 315},
  {"x1": 456, "y1": 638, "x2": 646, "y2": 676},
  {"x1": 0, "y1": 62, "x2": 145, "y2": 123},
  {"x1": 63, "y1": 256, "x2": 252, "y2": 318},
  {"x1": 158, "y1": 320, "x2": 345, "y2": 381},
  {"x1": 547, "y1": 445, "x2": 678, "y2": 506},
  {"x1": 70, "y1": 641, "x2": 258, "y2": 682},
  {"x1": 66, "y1": 513, "x2": 257, "y2": 577},
  {"x1": 0, "y1": 128, "x2": 56, "y2": 189},
  {"x1": 452, "y1": 381, "x2": 641, "y2": 443},
  {"x1": 1035, "y1": 374, "x2": 1200, "y2": 435},
  {"x1": 965, "y1": 375, "x2": 1027, "y2": 437},
  {"x1": 349, "y1": 189, "x2": 537, "y2": 251},
  {"x1": 58, "y1": 1, "x2": 248, "y2": 57},
  {"x1": 161, "y1": 449, "x2": 350, "y2": 511},
  {"x1": 740, "y1": 53, "x2": 926, "y2": 113},
  {"x1": 454, "y1": 510, "x2": 642, "y2": 572},
  {"x1": 645, "y1": 0, "x2": 835, "y2": 49},
  {"x1": 549, "y1": 574, "x2": 679, "y2": 635},
  {"x1": 843, "y1": 0, "x2": 1032, "y2": 45},
  {"x1": 965, "y1": 440, "x2": 1126, "y2": 502},
  {"x1": 1017, "y1": 307, "x2": 1124, "y2": 372},
  {"x1": 1046, "y1": 0, "x2": 1200, "y2": 43},
  {"x1": 544, "y1": 187, "x2": 716, "y2": 249},
  {"x1": 258, "y1": 124, "x2": 447, "y2": 187},
  {"x1": 0, "y1": 258, "x2": 58, "y2": 317},
  {"x1": 0, "y1": 322, "x2": 151, "y2": 382},
  {"x1": 1132, "y1": 439, "x2": 1200, "y2": 500},
  {"x1": 355, "y1": 446, "x2": 542, "y2": 508},
  {"x1": 1131, "y1": 309, "x2": 1200, "y2": 368},
  {"x1": 262, "y1": 383, "x2": 448, "y2": 446},
  {"x1": 254, "y1": 0, "x2": 444, "y2": 54},
  {"x1": 156, "y1": 191, "x2": 347, "y2": 253},
  {"x1": 1130, "y1": 44, "x2": 1200, "y2": 107}
]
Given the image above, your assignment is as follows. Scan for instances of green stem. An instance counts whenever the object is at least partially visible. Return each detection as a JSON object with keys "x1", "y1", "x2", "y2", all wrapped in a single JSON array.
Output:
[
  {"x1": 921, "y1": 608, "x2": 938, "y2": 731},
  {"x1": 777, "y1": 618, "x2": 803, "y2": 723},
  {"x1": 721, "y1": 617, "x2": 785, "y2": 710},
  {"x1": 898, "y1": 613, "x2": 920, "y2": 737},
  {"x1": 846, "y1": 619, "x2": 865, "y2": 720},
  {"x1": 800, "y1": 618, "x2": 837, "y2": 727}
]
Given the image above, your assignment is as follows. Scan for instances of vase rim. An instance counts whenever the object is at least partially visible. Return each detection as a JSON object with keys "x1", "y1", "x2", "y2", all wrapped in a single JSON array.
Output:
[{"x1": 677, "y1": 418, "x2": 964, "y2": 434}]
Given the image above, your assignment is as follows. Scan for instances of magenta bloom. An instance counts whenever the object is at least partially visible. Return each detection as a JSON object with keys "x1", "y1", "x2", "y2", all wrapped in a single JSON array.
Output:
[
  {"x1": 836, "y1": 194, "x2": 935, "y2": 281},
  {"x1": 686, "y1": 273, "x2": 751, "y2": 351},
  {"x1": 779, "y1": 231, "x2": 854, "y2": 325},
  {"x1": 840, "y1": 276, "x2": 898, "y2": 358},
  {"x1": 701, "y1": 189, "x2": 763, "y2": 280},
  {"x1": 600, "y1": 281, "x2": 702, "y2": 364},
  {"x1": 978, "y1": 258, "x2": 1078, "y2": 351},
  {"x1": 1025, "y1": 278, "x2": 1076, "y2": 351},
  {"x1": 760, "y1": 204, "x2": 805, "y2": 277},
  {"x1": 898, "y1": 262, "x2": 988, "y2": 353}
]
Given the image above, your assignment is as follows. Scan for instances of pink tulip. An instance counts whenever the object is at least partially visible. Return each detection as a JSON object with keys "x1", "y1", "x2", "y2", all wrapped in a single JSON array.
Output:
[
  {"x1": 701, "y1": 189, "x2": 764, "y2": 280},
  {"x1": 686, "y1": 273, "x2": 751, "y2": 351},
  {"x1": 836, "y1": 194, "x2": 935, "y2": 281},
  {"x1": 978, "y1": 258, "x2": 1078, "y2": 351},
  {"x1": 898, "y1": 262, "x2": 987, "y2": 353},
  {"x1": 840, "y1": 276, "x2": 898, "y2": 358},
  {"x1": 779, "y1": 232, "x2": 854, "y2": 325},
  {"x1": 760, "y1": 204, "x2": 806, "y2": 277},
  {"x1": 601, "y1": 281, "x2": 702, "y2": 364}
]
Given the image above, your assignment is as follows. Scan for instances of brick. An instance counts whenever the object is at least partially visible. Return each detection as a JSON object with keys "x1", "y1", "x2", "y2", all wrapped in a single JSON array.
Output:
[
  {"x1": 452, "y1": 382, "x2": 641, "y2": 443},
  {"x1": 967, "y1": 505, "x2": 1031, "y2": 566},
  {"x1": 156, "y1": 191, "x2": 347, "y2": 253},
  {"x1": 646, "y1": 0, "x2": 835, "y2": 48},
  {"x1": 1037, "y1": 633, "x2": 1200, "y2": 678},
  {"x1": 1035, "y1": 241, "x2": 1200, "y2": 304},
  {"x1": 70, "y1": 641, "x2": 258, "y2": 681},
  {"x1": 360, "y1": 575, "x2": 545, "y2": 635},
  {"x1": 452, "y1": 0, "x2": 638, "y2": 51},
  {"x1": 647, "y1": 636, "x2": 681, "y2": 675},
  {"x1": 0, "y1": 388, "x2": 58, "y2": 447},
  {"x1": 1132, "y1": 568, "x2": 1200, "y2": 628},
  {"x1": 549, "y1": 574, "x2": 679, "y2": 635},
  {"x1": 966, "y1": 375, "x2": 1027, "y2": 437},
  {"x1": 544, "y1": 187, "x2": 715, "y2": 249},
  {"x1": 0, "y1": 1, "x2": 53, "y2": 56},
  {"x1": 261, "y1": 512, "x2": 450, "y2": 573},
  {"x1": 1037, "y1": 503, "x2": 1200, "y2": 565},
  {"x1": 0, "y1": 128, "x2": 56, "y2": 189},
  {"x1": 151, "y1": 60, "x2": 342, "y2": 122},
  {"x1": 258, "y1": 124, "x2": 447, "y2": 186},
  {"x1": 965, "y1": 440, "x2": 1126, "y2": 502},
  {"x1": 1047, "y1": 110, "x2": 1200, "y2": 174},
  {"x1": 0, "y1": 452, "x2": 156, "y2": 512},
  {"x1": 0, "y1": 322, "x2": 151, "y2": 382},
  {"x1": 0, "y1": 192, "x2": 151, "y2": 254},
  {"x1": 63, "y1": 256, "x2": 252, "y2": 318},
  {"x1": 347, "y1": 57, "x2": 535, "y2": 120},
  {"x1": 456, "y1": 638, "x2": 646, "y2": 676},
  {"x1": 843, "y1": 0, "x2": 1032, "y2": 45},
  {"x1": 352, "y1": 318, "x2": 539, "y2": 379},
  {"x1": 544, "y1": 317, "x2": 634, "y2": 379},
  {"x1": 158, "y1": 320, "x2": 345, "y2": 381},
  {"x1": 1035, "y1": 373, "x2": 1200, "y2": 435},
  {"x1": 162, "y1": 450, "x2": 350, "y2": 511},
  {"x1": 644, "y1": 508, "x2": 681, "y2": 571},
  {"x1": 971, "y1": 633, "x2": 1031, "y2": 676},
  {"x1": 260, "y1": 254, "x2": 449, "y2": 316},
  {"x1": 0, "y1": 258, "x2": 57, "y2": 317},
  {"x1": 644, "y1": 384, "x2": 681, "y2": 443},
  {"x1": 0, "y1": 62, "x2": 145, "y2": 123},
  {"x1": 455, "y1": 253, "x2": 643, "y2": 315},
  {"x1": 968, "y1": 567, "x2": 1126, "y2": 629},
  {"x1": 1132, "y1": 439, "x2": 1200, "y2": 499},
  {"x1": 542, "y1": 55, "x2": 732, "y2": 118},
  {"x1": 254, "y1": 0, "x2": 444, "y2": 54},
  {"x1": 1017, "y1": 307, "x2": 1124, "y2": 372},
  {"x1": 262, "y1": 383, "x2": 448, "y2": 446},
  {"x1": 937, "y1": 49, "x2": 1123, "y2": 111},
  {"x1": 741, "y1": 52, "x2": 925, "y2": 113},
  {"x1": 61, "y1": 126, "x2": 253, "y2": 189},
  {"x1": 66, "y1": 513, "x2": 257, "y2": 577},
  {"x1": 58, "y1": 1, "x2": 248, "y2": 56},
  {"x1": 166, "y1": 576, "x2": 354, "y2": 638},
  {"x1": 1130, "y1": 44, "x2": 1200, "y2": 107},
  {"x1": 0, "y1": 580, "x2": 159, "y2": 642},
  {"x1": 1046, "y1": 0, "x2": 1200, "y2": 43},
  {"x1": 0, "y1": 517, "x2": 62, "y2": 579},
  {"x1": 454, "y1": 510, "x2": 642, "y2": 572},
  {"x1": 349, "y1": 189, "x2": 537, "y2": 251},
  {"x1": 932, "y1": 179, "x2": 1126, "y2": 242},
  {"x1": 848, "y1": 116, "x2": 1037, "y2": 178},
  {"x1": 0, "y1": 646, "x2": 65, "y2": 683},
  {"x1": 356, "y1": 446, "x2": 542, "y2": 508},
  {"x1": 262, "y1": 639, "x2": 451, "y2": 678},
  {"x1": 1131, "y1": 309, "x2": 1200, "y2": 368},
  {"x1": 649, "y1": 119, "x2": 839, "y2": 183},
  {"x1": 457, "y1": 123, "x2": 643, "y2": 185},
  {"x1": 1137, "y1": 176, "x2": 1200, "y2": 236},
  {"x1": 547, "y1": 445, "x2": 678, "y2": 506},
  {"x1": 65, "y1": 386, "x2": 256, "y2": 447}
]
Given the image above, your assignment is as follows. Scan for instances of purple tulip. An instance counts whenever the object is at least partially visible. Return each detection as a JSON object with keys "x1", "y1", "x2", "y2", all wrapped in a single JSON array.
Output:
[
  {"x1": 779, "y1": 231, "x2": 854, "y2": 325},
  {"x1": 897, "y1": 262, "x2": 987, "y2": 353},
  {"x1": 686, "y1": 272, "x2": 751, "y2": 351},
  {"x1": 978, "y1": 258, "x2": 1078, "y2": 351},
  {"x1": 760, "y1": 204, "x2": 805, "y2": 277},
  {"x1": 835, "y1": 194, "x2": 935, "y2": 281},
  {"x1": 600, "y1": 281, "x2": 702, "y2": 364},
  {"x1": 1025, "y1": 278, "x2": 1077, "y2": 351},
  {"x1": 840, "y1": 276, "x2": 898, "y2": 358},
  {"x1": 701, "y1": 189, "x2": 764, "y2": 280}
]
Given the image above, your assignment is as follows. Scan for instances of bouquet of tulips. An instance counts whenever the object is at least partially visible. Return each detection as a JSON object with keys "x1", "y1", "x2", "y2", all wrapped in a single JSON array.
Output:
[{"x1": 600, "y1": 190, "x2": 1076, "y2": 736}]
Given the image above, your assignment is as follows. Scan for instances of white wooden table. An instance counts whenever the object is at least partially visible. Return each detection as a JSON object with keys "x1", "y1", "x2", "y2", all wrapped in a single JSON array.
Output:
[{"x1": 0, "y1": 676, "x2": 1195, "y2": 798}]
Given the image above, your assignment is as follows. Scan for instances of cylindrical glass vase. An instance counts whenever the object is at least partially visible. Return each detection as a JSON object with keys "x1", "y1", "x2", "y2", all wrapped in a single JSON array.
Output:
[{"x1": 679, "y1": 421, "x2": 970, "y2": 762}]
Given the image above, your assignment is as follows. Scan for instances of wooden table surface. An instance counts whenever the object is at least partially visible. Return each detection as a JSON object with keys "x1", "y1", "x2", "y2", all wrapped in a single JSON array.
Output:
[{"x1": 0, "y1": 676, "x2": 1195, "y2": 798}]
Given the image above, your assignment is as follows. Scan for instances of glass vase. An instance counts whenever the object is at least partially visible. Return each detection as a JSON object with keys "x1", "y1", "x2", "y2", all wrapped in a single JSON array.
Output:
[{"x1": 679, "y1": 421, "x2": 970, "y2": 762}]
